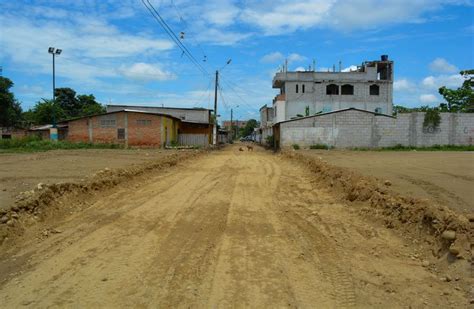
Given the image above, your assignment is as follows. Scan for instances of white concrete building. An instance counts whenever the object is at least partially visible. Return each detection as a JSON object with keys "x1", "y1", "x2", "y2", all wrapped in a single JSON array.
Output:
[{"x1": 272, "y1": 55, "x2": 394, "y2": 122}]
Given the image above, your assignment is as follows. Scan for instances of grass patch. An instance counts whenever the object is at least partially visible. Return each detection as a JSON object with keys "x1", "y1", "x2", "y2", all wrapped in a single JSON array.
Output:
[
  {"x1": 292, "y1": 144, "x2": 300, "y2": 150},
  {"x1": 0, "y1": 136, "x2": 124, "y2": 153},
  {"x1": 352, "y1": 144, "x2": 474, "y2": 151}
]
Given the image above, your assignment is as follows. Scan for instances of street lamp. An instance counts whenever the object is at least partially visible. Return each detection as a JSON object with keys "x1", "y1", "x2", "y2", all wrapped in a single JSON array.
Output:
[
  {"x1": 48, "y1": 47, "x2": 62, "y2": 140},
  {"x1": 48, "y1": 47, "x2": 62, "y2": 103}
]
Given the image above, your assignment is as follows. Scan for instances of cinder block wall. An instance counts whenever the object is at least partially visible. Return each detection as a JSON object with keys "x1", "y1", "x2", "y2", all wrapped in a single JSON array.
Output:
[{"x1": 280, "y1": 110, "x2": 474, "y2": 148}]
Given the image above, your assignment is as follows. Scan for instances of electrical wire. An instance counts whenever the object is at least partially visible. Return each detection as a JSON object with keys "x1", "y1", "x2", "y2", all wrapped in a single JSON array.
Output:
[
  {"x1": 169, "y1": 0, "x2": 208, "y2": 63},
  {"x1": 141, "y1": 0, "x2": 209, "y2": 77}
]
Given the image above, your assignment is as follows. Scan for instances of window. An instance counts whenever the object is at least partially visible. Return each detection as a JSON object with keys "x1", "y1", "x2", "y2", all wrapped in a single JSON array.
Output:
[
  {"x1": 326, "y1": 84, "x2": 339, "y2": 95},
  {"x1": 296, "y1": 84, "x2": 299, "y2": 93},
  {"x1": 100, "y1": 119, "x2": 116, "y2": 128},
  {"x1": 370, "y1": 84, "x2": 380, "y2": 95},
  {"x1": 117, "y1": 128, "x2": 125, "y2": 139},
  {"x1": 136, "y1": 119, "x2": 152, "y2": 126},
  {"x1": 302, "y1": 84, "x2": 305, "y2": 93},
  {"x1": 341, "y1": 84, "x2": 354, "y2": 95},
  {"x1": 375, "y1": 107, "x2": 382, "y2": 114}
]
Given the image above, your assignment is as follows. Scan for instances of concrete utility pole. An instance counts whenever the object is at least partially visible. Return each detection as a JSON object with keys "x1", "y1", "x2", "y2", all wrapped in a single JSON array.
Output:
[
  {"x1": 213, "y1": 70, "x2": 219, "y2": 145},
  {"x1": 230, "y1": 108, "x2": 233, "y2": 141}
]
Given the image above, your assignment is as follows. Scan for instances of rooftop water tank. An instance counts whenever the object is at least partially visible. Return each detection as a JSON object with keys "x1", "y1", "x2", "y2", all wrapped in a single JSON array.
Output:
[{"x1": 381, "y1": 55, "x2": 389, "y2": 61}]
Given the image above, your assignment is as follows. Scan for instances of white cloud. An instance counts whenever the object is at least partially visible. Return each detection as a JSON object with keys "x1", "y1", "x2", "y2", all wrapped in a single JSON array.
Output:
[
  {"x1": 202, "y1": 0, "x2": 240, "y2": 26},
  {"x1": 394, "y1": 78, "x2": 416, "y2": 91},
  {"x1": 260, "y1": 52, "x2": 306, "y2": 64},
  {"x1": 294, "y1": 66, "x2": 306, "y2": 72},
  {"x1": 341, "y1": 65, "x2": 358, "y2": 72},
  {"x1": 0, "y1": 13, "x2": 174, "y2": 83},
  {"x1": 261, "y1": 52, "x2": 285, "y2": 63},
  {"x1": 419, "y1": 94, "x2": 439, "y2": 104},
  {"x1": 119, "y1": 63, "x2": 176, "y2": 81},
  {"x1": 238, "y1": 0, "x2": 470, "y2": 34},
  {"x1": 422, "y1": 74, "x2": 464, "y2": 89},
  {"x1": 429, "y1": 58, "x2": 458, "y2": 73},
  {"x1": 288, "y1": 53, "x2": 307, "y2": 63}
]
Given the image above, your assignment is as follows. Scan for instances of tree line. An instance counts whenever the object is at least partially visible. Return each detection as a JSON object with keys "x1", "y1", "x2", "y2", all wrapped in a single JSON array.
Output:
[
  {"x1": 394, "y1": 70, "x2": 473, "y2": 114},
  {"x1": 0, "y1": 76, "x2": 105, "y2": 127}
]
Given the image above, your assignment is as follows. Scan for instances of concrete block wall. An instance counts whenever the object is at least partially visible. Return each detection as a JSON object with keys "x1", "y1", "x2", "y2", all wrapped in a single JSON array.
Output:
[{"x1": 279, "y1": 110, "x2": 474, "y2": 148}]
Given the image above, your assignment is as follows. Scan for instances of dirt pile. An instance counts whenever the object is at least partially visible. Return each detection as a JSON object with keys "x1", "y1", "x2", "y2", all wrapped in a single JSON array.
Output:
[
  {"x1": 282, "y1": 151, "x2": 472, "y2": 262},
  {"x1": 0, "y1": 150, "x2": 205, "y2": 245}
]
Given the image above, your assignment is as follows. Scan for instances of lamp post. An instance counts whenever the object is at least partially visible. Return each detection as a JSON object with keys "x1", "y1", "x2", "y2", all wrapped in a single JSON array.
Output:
[{"x1": 48, "y1": 47, "x2": 62, "y2": 140}]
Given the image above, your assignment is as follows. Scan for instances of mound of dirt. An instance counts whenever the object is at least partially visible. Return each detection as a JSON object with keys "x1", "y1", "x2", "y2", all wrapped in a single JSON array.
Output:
[
  {"x1": 0, "y1": 150, "x2": 205, "y2": 246},
  {"x1": 282, "y1": 151, "x2": 472, "y2": 262}
]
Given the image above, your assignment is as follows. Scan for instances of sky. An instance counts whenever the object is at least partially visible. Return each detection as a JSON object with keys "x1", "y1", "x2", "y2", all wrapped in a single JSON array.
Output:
[{"x1": 1, "y1": 0, "x2": 473, "y2": 121}]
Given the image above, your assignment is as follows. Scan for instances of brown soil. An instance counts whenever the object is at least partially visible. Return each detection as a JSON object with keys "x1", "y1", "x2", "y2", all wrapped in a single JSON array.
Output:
[
  {"x1": 300, "y1": 150, "x2": 474, "y2": 215},
  {"x1": 0, "y1": 145, "x2": 472, "y2": 308},
  {"x1": 0, "y1": 149, "x2": 175, "y2": 210}
]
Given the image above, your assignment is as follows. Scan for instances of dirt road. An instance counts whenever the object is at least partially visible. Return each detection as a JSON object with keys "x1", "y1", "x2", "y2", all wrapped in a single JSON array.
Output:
[{"x1": 0, "y1": 146, "x2": 469, "y2": 308}]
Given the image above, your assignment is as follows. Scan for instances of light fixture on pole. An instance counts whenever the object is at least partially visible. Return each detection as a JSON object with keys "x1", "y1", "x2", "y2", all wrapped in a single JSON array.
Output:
[{"x1": 48, "y1": 47, "x2": 62, "y2": 141}]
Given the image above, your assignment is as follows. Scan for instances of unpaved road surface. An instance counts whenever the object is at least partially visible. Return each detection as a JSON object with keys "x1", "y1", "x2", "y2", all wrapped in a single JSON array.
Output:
[
  {"x1": 0, "y1": 149, "x2": 178, "y2": 210},
  {"x1": 0, "y1": 146, "x2": 469, "y2": 308},
  {"x1": 301, "y1": 150, "x2": 474, "y2": 214}
]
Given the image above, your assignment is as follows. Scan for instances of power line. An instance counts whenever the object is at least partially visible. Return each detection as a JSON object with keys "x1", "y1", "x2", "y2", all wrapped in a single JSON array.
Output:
[
  {"x1": 141, "y1": 0, "x2": 209, "y2": 77},
  {"x1": 169, "y1": 0, "x2": 208, "y2": 63},
  {"x1": 219, "y1": 78, "x2": 254, "y2": 109}
]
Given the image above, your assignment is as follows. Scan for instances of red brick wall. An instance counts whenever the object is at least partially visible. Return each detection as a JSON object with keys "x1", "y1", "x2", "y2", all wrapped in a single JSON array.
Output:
[
  {"x1": 66, "y1": 112, "x2": 171, "y2": 146},
  {"x1": 68, "y1": 118, "x2": 90, "y2": 142},
  {"x1": 127, "y1": 113, "x2": 162, "y2": 146}
]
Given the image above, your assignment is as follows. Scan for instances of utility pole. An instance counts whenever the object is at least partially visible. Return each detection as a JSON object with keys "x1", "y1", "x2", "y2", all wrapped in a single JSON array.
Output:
[
  {"x1": 230, "y1": 108, "x2": 233, "y2": 141},
  {"x1": 213, "y1": 70, "x2": 218, "y2": 145}
]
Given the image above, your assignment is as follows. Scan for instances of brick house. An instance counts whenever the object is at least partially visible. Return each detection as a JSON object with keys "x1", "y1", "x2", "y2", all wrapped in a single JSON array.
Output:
[{"x1": 67, "y1": 110, "x2": 181, "y2": 147}]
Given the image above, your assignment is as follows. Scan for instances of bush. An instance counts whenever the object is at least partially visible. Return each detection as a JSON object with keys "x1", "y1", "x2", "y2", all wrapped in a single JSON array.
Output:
[
  {"x1": 309, "y1": 144, "x2": 332, "y2": 150},
  {"x1": 292, "y1": 144, "x2": 300, "y2": 150},
  {"x1": 265, "y1": 135, "x2": 274, "y2": 148}
]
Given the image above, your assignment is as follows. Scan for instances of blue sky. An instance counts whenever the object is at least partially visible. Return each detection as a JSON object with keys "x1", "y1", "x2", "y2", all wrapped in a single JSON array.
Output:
[{"x1": 1, "y1": 0, "x2": 473, "y2": 121}]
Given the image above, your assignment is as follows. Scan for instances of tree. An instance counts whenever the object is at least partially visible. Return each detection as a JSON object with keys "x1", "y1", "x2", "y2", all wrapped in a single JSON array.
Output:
[
  {"x1": 0, "y1": 77, "x2": 23, "y2": 127},
  {"x1": 54, "y1": 87, "x2": 81, "y2": 118},
  {"x1": 28, "y1": 99, "x2": 66, "y2": 125},
  {"x1": 77, "y1": 94, "x2": 105, "y2": 116},
  {"x1": 438, "y1": 70, "x2": 474, "y2": 112},
  {"x1": 240, "y1": 119, "x2": 258, "y2": 137}
]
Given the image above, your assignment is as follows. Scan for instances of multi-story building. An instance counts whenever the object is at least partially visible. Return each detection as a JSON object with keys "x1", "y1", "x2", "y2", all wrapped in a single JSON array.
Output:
[
  {"x1": 272, "y1": 55, "x2": 394, "y2": 123},
  {"x1": 221, "y1": 120, "x2": 247, "y2": 130}
]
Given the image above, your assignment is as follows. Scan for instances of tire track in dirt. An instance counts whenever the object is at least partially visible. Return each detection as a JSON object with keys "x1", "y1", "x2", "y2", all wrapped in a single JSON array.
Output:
[{"x1": 0, "y1": 145, "x2": 470, "y2": 308}]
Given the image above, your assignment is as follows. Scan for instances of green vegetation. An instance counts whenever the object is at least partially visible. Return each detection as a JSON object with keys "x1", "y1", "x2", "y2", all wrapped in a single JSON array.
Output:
[
  {"x1": 0, "y1": 136, "x2": 123, "y2": 153},
  {"x1": 352, "y1": 144, "x2": 474, "y2": 151},
  {"x1": 422, "y1": 109, "x2": 441, "y2": 130},
  {"x1": 438, "y1": 70, "x2": 474, "y2": 113},
  {"x1": 23, "y1": 88, "x2": 105, "y2": 125},
  {"x1": 265, "y1": 135, "x2": 274, "y2": 148},
  {"x1": 394, "y1": 70, "x2": 473, "y2": 115},
  {"x1": 292, "y1": 143, "x2": 300, "y2": 150},
  {"x1": 0, "y1": 77, "x2": 23, "y2": 127},
  {"x1": 239, "y1": 119, "x2": 259, "y2": 137},
  {"x1": 1, "y1": 75, "x2": 106, "y2": 127},
  {"x1": 309, "y1": 144, "x2": 333, "y2": 150}
]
